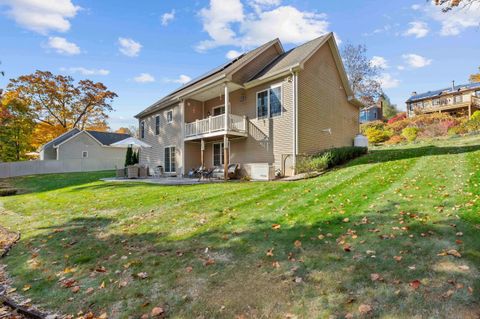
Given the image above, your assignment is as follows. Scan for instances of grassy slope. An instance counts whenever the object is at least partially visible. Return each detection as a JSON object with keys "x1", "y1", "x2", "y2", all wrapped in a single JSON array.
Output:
[{"x1": 1, "y1": 136, "x2": 480, "y2": 318}]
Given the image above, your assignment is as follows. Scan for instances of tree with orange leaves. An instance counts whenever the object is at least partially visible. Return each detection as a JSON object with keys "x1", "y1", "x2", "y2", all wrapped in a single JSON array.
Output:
[
  {"x1": 470, "y1": 67, "x2": 480, "y2": 83},
  {"x1": 435, "y1": 0, "x2": 478, "y2": 11},
  {"x1": 5, "y1": 70, "x2": 117, "y2": 132}
]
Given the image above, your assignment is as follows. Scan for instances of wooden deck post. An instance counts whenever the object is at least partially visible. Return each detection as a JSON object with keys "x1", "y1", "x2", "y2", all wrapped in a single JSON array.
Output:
[
  {"x1": 224, "y1": 135, "x2": 229, "y2": 181},
  {"x1": 200, "y1": 139, "x2": 205, "y2": 168},
  {"x1": 469, "y1": 103, "x2": 472, "y2": 119}
]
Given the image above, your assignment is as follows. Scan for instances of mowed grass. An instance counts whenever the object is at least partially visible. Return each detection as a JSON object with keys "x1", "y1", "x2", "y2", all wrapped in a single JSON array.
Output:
[{"x1": 1, "y1": 135, "x2": 480, "y2": 319}]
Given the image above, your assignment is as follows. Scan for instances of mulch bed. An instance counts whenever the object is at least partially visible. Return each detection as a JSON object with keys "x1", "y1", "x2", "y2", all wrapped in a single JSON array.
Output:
[{"x1": 0, "y1": 226, "x2": 49, "y2": 319}]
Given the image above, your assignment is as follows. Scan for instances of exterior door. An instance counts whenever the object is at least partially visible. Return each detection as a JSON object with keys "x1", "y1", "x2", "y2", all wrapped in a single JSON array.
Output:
[{"x1": 213, "y1": 143, "x2": 224, "y2": 166}]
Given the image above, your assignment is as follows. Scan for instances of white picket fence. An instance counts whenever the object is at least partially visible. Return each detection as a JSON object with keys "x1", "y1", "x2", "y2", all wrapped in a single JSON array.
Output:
[{"x1": 0, "y1": 158, "x2": 123, "y2": 179}]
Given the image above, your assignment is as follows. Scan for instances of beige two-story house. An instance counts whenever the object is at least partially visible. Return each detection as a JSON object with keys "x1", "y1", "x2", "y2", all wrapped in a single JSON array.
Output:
[
  {"x1": 406, "y1": 82, "x2": 480, "y2": 118},
  {"x1": 135, "y1": 33, "x2": 362, "y2": 180}
]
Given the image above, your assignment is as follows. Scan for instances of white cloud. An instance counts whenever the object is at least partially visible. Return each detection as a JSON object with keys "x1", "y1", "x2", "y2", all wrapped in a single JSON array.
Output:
[
  {"x1": 46, "y1": 36, "x2": 80, "y2": 55},
  {"x1": 60, "y1": 67, "x2": 109, "y2": 76},
  {"x1": 196, "y1": 0, "x2": 330, "y2": 51},
  {"x1": 397, "y1": 65, "x2": 405, "y2": 71},
  {"x1": 226, "y1": 49, "x2": 242, "y2": 59},
  {"x1": 134, "y1": 73, "x2": 155, "y2": 83},
  {"x1": 165, "y1": 74, "x2": 192, "y2": 85},
  {"x1": 403, "y1": 21, "x2": 429, "y2": 38},
  {"x1": 402, "y1": 53, "x2": 432, "y2": 68},
  {"x1": 425, "y1": 2, "x2": 480, "y2": 36},
  {"x1": 161, "y1": 10, "x2": 175, "y2": 26},
  {"x1": 370, "y1": 56, "x2": 388, "y2": 69},
  {"x1": 377, "y1": 73, "x2": 400, "y2": 89},
  {"x1": 0, "y1": 0, "x2": 80, "y2": 34},
  {"x1": 118, "y1": 37, "x2": 142, "y2": 57},
  {"x1": 411, "y1": 4, "x2": 421, "y2": 11}
]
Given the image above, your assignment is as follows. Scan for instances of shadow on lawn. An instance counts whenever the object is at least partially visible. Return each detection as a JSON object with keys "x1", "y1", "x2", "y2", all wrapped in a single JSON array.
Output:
[
  {"x1": 7, "y1": 210, "x2": 480, "y2": 318},
  {"x1": 350, "y1": 144, "x2": 480, "y2": 167}
]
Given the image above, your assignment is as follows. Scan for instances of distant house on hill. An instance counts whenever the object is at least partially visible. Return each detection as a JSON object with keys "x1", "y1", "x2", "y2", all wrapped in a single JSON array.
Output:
[
  {"x1": 39, "y1": 129, "x2": 131, "y2": 165},
  {"x1": 360, "y1": 100, "x2": 383, "y2": 123},
  {"x1": 406, "y1": 81, "x2": 480, "y2": 118}
]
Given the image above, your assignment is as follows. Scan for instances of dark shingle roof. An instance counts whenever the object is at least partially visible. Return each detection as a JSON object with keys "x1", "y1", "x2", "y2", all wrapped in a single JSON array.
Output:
[
  {"x1": 39, "y1": 128, "x2": 81, "y2": 151},
  {"x1": 407, "y1": 82, "x2": 480, "y2": 102},
  {"x1": 249, "y1": 34, "x2": 330, "y2": 82},
  {"x1": 86, "y1": 131, "x2": 131, "y2": 146}
]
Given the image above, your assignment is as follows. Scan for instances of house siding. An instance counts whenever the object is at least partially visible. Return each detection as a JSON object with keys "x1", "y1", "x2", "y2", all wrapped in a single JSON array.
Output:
[
  {"x1": 139, "y1": 103, "x2": 184, "y2": 175},
  {"x1": 56, "y1": 132, "x2": 126, "y2": 166},
  {"x1": 297, "y1": 43, "x2": 359, "y2": 154}
]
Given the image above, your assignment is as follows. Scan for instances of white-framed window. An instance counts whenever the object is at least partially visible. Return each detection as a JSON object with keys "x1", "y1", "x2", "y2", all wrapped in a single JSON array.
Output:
[
  {"x1": 256, "y1": 84, "x2": 282, "y2": 119},
  {"x1": 164, "y1": 146, "x2": 176, "y2": 173},
  {"x1": 140, "y1": 121, "x2": 145, "y2": 139},
  {"x1": 213, "y1": 142, "x2": 224, "y2": 166},
  {"x1": 155, "y1": 115, "x2": 160, "y2": 135},
  {"x1": 454, "y1": 95, "x2": 463, "y2": 104},
  {"x1": 166, "y1": 110, "x2": 173, "y2": 123},
  {"x1": 82, "y1": 151, "x2": 88, "y2": 158}
]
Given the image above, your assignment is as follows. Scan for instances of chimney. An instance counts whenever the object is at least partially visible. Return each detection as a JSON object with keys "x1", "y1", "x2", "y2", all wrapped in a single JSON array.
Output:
[{"x1": 452, "y1": 80, "x2": 455, "y2": 91}]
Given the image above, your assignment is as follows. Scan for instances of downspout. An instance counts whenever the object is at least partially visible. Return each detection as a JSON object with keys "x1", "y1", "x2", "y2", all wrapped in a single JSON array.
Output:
[{"x1": 290, "y1": 68, "x2": 298, "y2": 175}]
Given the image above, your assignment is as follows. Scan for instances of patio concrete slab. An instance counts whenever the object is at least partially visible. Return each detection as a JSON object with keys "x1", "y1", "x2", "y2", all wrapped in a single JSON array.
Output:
[{"x1": 100, "y1": 177, "x2": 221, "y2": 185}]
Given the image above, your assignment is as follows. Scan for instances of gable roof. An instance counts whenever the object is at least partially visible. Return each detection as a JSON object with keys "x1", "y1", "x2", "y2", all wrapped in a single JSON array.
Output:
[
  {"x1": 135, "y1": 38, "x2": 283, "y2": 118},
  {"x1": 85, "y1": 131, "x2": 131, "y2": 146},
  {"x1": 247, "y1": 34, "x2": 330, "y2": 83},
  {"x1": 39, "y1": 128, "x2": 80, "y2": 151},
  {"x1": 407, "y1": 82, "x2": 480, "y2": 102}
]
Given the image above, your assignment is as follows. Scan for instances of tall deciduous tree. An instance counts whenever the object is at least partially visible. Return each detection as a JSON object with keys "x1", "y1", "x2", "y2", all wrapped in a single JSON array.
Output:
[
  {"x1": 0, "y1": 92, "x2": 36, "y2": 161},
  {"x1": 434, "y1": 0, "x2": 479, "y2": 11},
  {"x1": 380, "y1": 93, "x2": 399, "y2": 120},
  {"x1": 341, "y1": 43, "x2": 382, "y2": 106},
  {"x1": 470, "y1": 67, "x2": 480, "y2": 83},
  {"x1": 5, "y1": 70, "x2": 117, "y2": 132}
]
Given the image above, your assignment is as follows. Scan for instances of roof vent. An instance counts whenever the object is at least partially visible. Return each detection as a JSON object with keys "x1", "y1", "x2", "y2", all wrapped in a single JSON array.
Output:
[{"x1": 411, "y1": 91, "x2": 417, "y2": 96}]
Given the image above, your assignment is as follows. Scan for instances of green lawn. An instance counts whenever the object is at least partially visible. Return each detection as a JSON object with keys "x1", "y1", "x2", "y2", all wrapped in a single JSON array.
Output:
[{"x1": 1, "y1": 135, "x2": 480, "y2": 318}]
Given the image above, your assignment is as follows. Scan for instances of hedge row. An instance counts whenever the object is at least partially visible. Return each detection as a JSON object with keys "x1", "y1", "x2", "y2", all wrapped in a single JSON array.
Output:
[{"x1": 296, "y1": 146, "x2": 368, "y2": 174}]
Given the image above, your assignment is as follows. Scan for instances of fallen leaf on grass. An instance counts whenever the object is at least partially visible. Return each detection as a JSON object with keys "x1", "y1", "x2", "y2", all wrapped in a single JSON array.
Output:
[
  {"x1": 409, "y1": 280, "x2": 421, "y2": 289},
  {"x1": 370, "y1": 273, "x2": 383, "y2": 282},
  {"x1": 86, "y1": 287, "x2": 94, "y2": 295},
  {"x1": 266, "y1": 248, "x2": 274, "y2": 257},
  {"x1": 343, "y1": 244, "x2": 351, "y2": 252},
  {"x1": 272, "y1": 261, "x2": 280, "y2": 268},
  {"x1": 71, "y1": 286, "x2": 80, "y2": 293},
  {"x1": 185, "y1": 266, "x2": 193, "y2": 273},
  {"x1": 204, "y1": 258, "x2": 215, "y2": 266},
  {"x1": 60, "y1": 278, "x2": 77, "y2": 288},
  {"x1": 442, "y1": 289, "x2": 455, "y2": 298},
  {"x1": 294, "y1": 240, "x2": 302, "y2": 248},
  {"x1": 151, "y1": 307, "x2": 164, "y2": 317},
  {"x1": 393, "y1": 256, "x2": 402, "y2": 262},
  {"x1": 437, "y1": 249, "x2": 462, "y2": 258},
  {"x1": 358, "y1": 304, "x2": 372, "y2": 314},
  {"x1": 22, "y1": 285, "x2": 31, "y2": 291},
  {"x1": 271, "y1": 224, "x2": 281, "y2": 230},
  {"x1": 458, "y1": 265, "x2": 470, "y2": 271},
  {"x1": 137, "y1": 272, "x2": 148, "y2": 279},
  {"x1": 343, "y1": 218, "x2": 350, "y2": 223}
]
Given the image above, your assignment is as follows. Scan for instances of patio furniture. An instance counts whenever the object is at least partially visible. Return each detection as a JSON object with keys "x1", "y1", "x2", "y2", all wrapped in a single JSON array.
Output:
[
  {"x1": 227, "y1": 163, "x2": 240, "y2": 179},
  {"x1": 198, "y1": 167, "x2": 215, "y2": 181},
  {"x1": 116, "y1": 168, "x2": 126, "y2": 178},
  {"x1": 138, "y1": 165, "x2": 148, "y2": 178},
  {"x1": 127, "y1": 166, "x2": 139, "y2": 179},
  {"x1": 152, "y1": 165, "x2": 163, "y2": 178},
  {"x1": 188, "y1": 166, "x2": 202, "y2": 178}
]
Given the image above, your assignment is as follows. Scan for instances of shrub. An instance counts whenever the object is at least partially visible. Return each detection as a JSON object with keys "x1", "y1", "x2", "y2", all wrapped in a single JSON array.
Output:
[
  {"x1": 360, "y1": 120, "x2": 386, "y2": 134},
  {"x1": 466, "y1": 110, "x2": 480, "y2": 132},
  {"x1": 296, "y1": 146, "x2": 368, "y2": 173},
  {"x1": 364, "y1": 127, "x2": 392, "y2": 144},
  {"x1": 385, "y1": 135, "x2": 404, "y2": 145},
  {"x1": 0, "y1": 188, "x2": 18, "y2": 196},
  {"x1": 402, "y1": 127, "x2": 419, "y2": 142},
  {"x1": 387, "y1": 112, "x2": 407, "y2": 124}
]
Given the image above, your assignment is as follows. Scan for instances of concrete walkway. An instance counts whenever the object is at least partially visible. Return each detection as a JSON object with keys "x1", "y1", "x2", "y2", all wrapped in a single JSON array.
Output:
[{"x1": 100, "y1": 177, "x2": 222, "y2": 185}]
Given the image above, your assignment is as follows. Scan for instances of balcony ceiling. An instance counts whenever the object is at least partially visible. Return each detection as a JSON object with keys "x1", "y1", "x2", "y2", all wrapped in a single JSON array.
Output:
[{"x1": 188, "y1": 82, "x2": 243, "y2": 102}]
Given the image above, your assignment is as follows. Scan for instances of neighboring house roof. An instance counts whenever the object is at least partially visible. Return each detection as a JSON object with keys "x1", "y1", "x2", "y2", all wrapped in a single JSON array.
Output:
[
  {"x1": 40, "y1": 129, "x2": 131, "y2": 151},
  {"x1": 407, "y1": 82, "x2": 480, "y2": 103},
  {"x1": 85, "y1": 131, "x2": 131, "y2": 146},
  {"x1": 39, "y1": 128, "x2": 80, "y2": 151},
  {"x1": 135, "y1": 38, "x2": 283, "y2": 118}
]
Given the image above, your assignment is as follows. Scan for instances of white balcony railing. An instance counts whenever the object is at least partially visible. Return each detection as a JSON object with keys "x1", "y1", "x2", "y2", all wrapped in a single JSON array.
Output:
[{"x1": 185, "y1": 113, "x2": 247, "y2": 139}]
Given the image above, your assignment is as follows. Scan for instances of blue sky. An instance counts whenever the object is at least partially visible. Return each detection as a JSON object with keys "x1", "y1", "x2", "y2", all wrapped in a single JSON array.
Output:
[{"x1": 0, "y1": 0, "x2": 479, "y2": 129}]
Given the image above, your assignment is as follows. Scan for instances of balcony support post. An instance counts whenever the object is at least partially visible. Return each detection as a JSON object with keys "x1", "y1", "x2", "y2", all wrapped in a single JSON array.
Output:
[
  {"x1": 469, "y1": 103, "x2": 472, "y2": 119},
  {"x1": 224, "y1": 83, "x2": 229, "y2": 131},
  {"x1": 224, "y1": 134, "x2": 229, "y2": 181},
  {"x1": 201, "y1": 139, "x2": 205, "y2": 169}
]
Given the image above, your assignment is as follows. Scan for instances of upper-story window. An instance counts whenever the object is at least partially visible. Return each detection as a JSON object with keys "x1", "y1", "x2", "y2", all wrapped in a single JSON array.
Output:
[
  {"x1": 256, "y1": 84, "x2": 282, "y2": 119},
  {"x1": 155, "y1": 115, "x2": 160, "y2": 135},
  {"x1": 166, "y1": 110, "x2": 173, "y2": 123},
  {"x1": 454, "y1": 94, "x2": 463, "y2": 104},
  {"x1": 140, "y1": 121, "x2": 145, "y2": 139},
  {"x1": 432, "y1": 98, "x2": 440, "y2": 106}
]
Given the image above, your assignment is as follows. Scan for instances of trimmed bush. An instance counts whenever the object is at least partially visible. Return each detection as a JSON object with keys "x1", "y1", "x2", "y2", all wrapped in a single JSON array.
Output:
[
  {"x1": 387, "y1": 112, "x2": 407, "y2": 124},
  {"x1": 296, "y1": 146, "x2": 367, "y2": 174},
  {"x1": 364, "y1": 127, "x2": 392, "y2": 144},
  {"x1": 385, "y1": 135, "x2": 404, "y2": 145},
  {"x1": 0, "y1": 188, "x2": 18, "y2": 197},
  {"x1": 402, "y1": 127, "x2": 419, "y2": 142}
]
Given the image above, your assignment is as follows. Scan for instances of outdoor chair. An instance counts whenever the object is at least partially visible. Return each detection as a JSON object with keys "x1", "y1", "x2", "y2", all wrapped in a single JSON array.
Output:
[
  {"x1": 152, "y1": 165, "x2": 163, "y2": 178},
  {"x1": 188, "y1": 166, "x2": 202, "y2": 178},
  {"x1": 227, "y1": 163, "x2": 240, "y2": 179},
  {"x1": 198, "y1": 167, "x2": 215, "y2": 181}
]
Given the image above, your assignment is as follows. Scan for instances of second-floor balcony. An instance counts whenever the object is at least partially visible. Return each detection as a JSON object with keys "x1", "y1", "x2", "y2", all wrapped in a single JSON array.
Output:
[{"x1": 184, "y1": 113, "x2": 248, "y2": 141}]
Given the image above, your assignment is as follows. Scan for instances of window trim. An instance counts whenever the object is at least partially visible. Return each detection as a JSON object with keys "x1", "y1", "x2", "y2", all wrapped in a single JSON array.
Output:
[
  {"x1": 166, "y1": 110, "x2": 173, "y2": 124},
  {"x1": 256, "y1": 83, "x2": 283, "y2": 119},
  {"x1": 164, "y1": 145, "x2": 176, "y2": 173},
  {"x1": 155, "y1": 115, "x2": 160, "y2": 135},
  {"x1": 140, "y1": 121, "x2": 145, "y2": 139},
  {"x1": 82, "y1": 151, "x2": 88, "y2": 158}
]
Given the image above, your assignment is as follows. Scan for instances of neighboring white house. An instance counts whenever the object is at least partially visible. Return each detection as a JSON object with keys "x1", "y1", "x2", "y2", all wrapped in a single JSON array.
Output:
[{"x1": 39, "y1": 129, "x2": 131, "y2": 165}]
